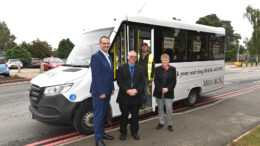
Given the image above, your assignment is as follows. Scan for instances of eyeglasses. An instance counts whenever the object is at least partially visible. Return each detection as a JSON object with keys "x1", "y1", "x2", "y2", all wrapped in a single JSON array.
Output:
[
  {"x1": 101, "y1": 43, "x2": 110, "y2": 45},
  {"x1": 129, "y1": 56, "x2": 137, "y2": 59}
]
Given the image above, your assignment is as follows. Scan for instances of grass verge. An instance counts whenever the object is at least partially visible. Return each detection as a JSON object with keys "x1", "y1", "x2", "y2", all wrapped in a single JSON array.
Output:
[{"x1": 230, "y1": 125, "x2": 260, "y2": 146}]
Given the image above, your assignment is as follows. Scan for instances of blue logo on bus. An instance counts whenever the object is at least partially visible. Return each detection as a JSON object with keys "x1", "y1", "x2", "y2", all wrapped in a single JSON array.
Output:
[{"x1": 69, "y1": 94, "x2": 77, "y2": 101}]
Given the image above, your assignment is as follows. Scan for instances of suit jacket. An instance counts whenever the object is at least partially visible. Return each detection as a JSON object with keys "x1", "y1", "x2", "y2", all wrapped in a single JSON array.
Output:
[
  {"x1": 153, "y1": 66, "x2": 177, "y2": 99},
  {"x1": 116, "y1": 63, "x2": 145, "y2": 104},
  {"x1": 90, "y1": 50, "x2": 114, "y2": 97}
]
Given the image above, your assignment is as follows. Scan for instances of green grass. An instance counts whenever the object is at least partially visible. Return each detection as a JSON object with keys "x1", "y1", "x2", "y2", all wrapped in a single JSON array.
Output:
[{"x1": 230, "y1": 126, "x2": 260, "y2": 146}]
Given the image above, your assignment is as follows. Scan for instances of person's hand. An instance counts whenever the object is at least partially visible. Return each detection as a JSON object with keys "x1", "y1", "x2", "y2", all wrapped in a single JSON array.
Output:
[
  {"x1": 111, "y1": 90, "x2": 114, "y2": 96},
  {"x1": 129, "y1": 89, "x2": 135, "y2": 96},
  {"x1": 129, "y1": 89, "x2": 137, "y2": 96},
  {"x1": 162, "y1": 88, "x2": 168, "y2": 94},
  {"x1": 150, "y1": 78, "x2": 154, "y2": 82},
  {"x1": 99, "y1": 94, "x2": 106, "y2": 99},
  {"x1": 127, "y1": 89, "x2": 137, "y2": 96},
  {"x1": 126, "y1": 90, "x2": 132, "y2": 95},
  {"x1": 132, "y1": 89, "x2": 138, "y2": 95}
]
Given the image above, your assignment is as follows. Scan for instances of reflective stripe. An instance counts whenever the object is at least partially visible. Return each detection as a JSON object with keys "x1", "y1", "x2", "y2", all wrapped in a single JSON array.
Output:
[
  {"x1": 138, "y1": 54, "x2": 153, "y2": 80},
  {"x1": 148, "y1": 54, "x2": 153, "y2": 80}
]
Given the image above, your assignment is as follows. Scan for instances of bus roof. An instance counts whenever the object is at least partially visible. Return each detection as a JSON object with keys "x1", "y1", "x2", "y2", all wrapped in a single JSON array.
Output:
[{"x1": 123, "y1": 16, "x2": 225, "y2": 35}]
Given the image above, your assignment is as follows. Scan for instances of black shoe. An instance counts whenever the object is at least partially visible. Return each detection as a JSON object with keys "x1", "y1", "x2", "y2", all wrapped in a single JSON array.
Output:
[
  {"x1": 103, "y1": 133, "x2": 114, "y2": 140},
  {"x1": 156, "y1": 123, "x2": 164, "y2": 129},
  {"x1": 96, "y1": 141, "x2": 106, "y2": 146},
  {"x1": 132, "y1": 133, "x2": 140, "y2": 140},
  {"x1": 168, "y1": 125, "x2": 174, "y2": 132},
  {"x1": 119, "y1": 134, "x2": 126, "y2": 141}
]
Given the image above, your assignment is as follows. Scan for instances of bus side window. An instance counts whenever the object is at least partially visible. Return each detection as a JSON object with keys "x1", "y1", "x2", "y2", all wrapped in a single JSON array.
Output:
[
  {"x1": 154, "y1": 27, "x2": 188, "y2": 63},
  {"x1": 209, "y1": 35, "x2": 225, "y2": 60}
]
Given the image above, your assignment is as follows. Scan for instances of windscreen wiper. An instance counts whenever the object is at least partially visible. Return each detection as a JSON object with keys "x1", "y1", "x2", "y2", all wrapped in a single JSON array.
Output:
[{"x1": 62, "y1": 64, "x2": 89, "y2": 68}]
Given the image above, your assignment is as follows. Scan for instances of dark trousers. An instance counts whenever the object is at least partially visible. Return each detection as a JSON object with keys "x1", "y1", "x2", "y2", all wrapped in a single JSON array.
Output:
[
  {"x1": 92, "y1": 95, "x2": 110, "y2": 142},
  {"x1": 119, "y1": 103, "x2": 139, "y2": 135}
]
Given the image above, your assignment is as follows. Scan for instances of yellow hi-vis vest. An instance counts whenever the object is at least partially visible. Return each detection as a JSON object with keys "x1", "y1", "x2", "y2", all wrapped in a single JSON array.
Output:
[{"x1": 138, "y1": 53, "x2": 153, "y2": 80}]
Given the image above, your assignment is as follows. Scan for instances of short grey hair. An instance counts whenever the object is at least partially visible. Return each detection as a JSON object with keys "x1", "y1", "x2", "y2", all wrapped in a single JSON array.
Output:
[
  {"x1": 99, "y1": 36, "x2": 110, "y2": 44},
  {"x1": 128, "y1": 50, "x2": 137, "y2": 56},
  {"x1": 161, "y1": 53, "x2": 170, "y2": 61}
]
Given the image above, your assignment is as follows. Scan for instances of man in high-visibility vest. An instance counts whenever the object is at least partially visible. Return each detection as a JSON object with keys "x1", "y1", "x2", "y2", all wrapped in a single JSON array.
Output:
[{"x1": 137, "y1": 43, "x2": 155, "y2": 109}]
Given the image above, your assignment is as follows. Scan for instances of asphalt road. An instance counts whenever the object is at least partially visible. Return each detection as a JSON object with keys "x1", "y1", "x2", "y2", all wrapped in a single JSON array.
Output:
[
  {"x1": 0, "y1": 83, "x2": 75, "y2": 146},
  {"x1": 0, "y1": 68, "x2": 260, "y2": 146}
]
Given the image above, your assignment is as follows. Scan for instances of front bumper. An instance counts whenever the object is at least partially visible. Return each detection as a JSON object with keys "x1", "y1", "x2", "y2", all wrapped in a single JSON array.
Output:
[
  {"x1": 29, "y1": 84, "x2": 79, "y2": 125},
  {"x1": 0, "y1": 68, "x2": 10, "y2": 75}
]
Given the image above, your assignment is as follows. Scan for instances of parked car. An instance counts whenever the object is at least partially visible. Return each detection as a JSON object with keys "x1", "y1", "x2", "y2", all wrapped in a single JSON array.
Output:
[
  {"x1": 6, "y1": 59, "x2": 23, "y2": 69},
  {"x1": 41, "y1": 57, "x2": 64, "y2": 71},
  {"x1": 0, "y1": 58, "x2": 10, "y2": 77},
  {"x1": 29, "y1": 58, "x2": 41, "y2": 68}
]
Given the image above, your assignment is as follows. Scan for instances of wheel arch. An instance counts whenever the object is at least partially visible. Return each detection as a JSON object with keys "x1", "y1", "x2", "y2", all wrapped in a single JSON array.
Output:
[
  {"x1": 190, "y1": 86, "x2": 202, "y2": 98},
  {"x1": 71, "y1": 97, "x2": 93, "y2": 121}
]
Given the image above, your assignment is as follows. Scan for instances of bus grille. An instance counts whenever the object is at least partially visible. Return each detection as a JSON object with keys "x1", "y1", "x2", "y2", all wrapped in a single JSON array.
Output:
[{"x1": 29, "y1": 84, "x2": 44, "y2": 104}]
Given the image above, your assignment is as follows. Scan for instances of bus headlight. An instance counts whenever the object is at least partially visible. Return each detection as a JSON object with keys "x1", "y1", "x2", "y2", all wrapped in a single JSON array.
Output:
[{"x1": 44, "y1": 83, "x2": 73, "y2": 96}]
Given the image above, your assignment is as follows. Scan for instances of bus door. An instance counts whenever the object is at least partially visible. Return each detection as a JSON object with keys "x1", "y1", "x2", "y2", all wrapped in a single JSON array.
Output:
[
  {"x1": 109, "y1": 24, "x2": 128, "y2": 117},
  {"x1": 127, "y1": 24, "x2": 156, "y2": 113}
]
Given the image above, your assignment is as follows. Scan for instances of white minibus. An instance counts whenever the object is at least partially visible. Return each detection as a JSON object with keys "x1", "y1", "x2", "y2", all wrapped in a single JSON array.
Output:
[{"x1": 29, "y1": 16, "x2": 225, "y2": 135}]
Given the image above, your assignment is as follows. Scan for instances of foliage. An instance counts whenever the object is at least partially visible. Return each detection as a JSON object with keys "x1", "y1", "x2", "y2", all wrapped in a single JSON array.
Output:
[
  {"x1": 196, "y1": 14, "x2": 222, "y2": 27},
  {"x1": 239, "y1": 45, "x2": 246, "y2": 54},
  {"x1": 5, "y1": 45, "x2": 31, "y2": 66},
  {"x1": 57, "y1": 38, "x2": 74, "y2": 59},
  {"x1": 244, "y1": 5, "x2": 260, "y2": 59},
  {"x1": 226, "y1": 44, "x2": 238, "y2": 61},
  {"x1": 20, "y1": 41, "x2": 31, "y2": 51},
  {"x1": 28, "y1": 39, "x2": 52, "y2": 59},
  {"x1": 244, "y1": 37, "x2": 255, "y2": 56},
  {"x1": 196, "y1": 14, "x2": 241, "y2": 61},
  {"x1": 172, "y1": 17, "x2": 181, "y2": 21},
  {"x1": 0, "y1": 21, "x2": 16, "y2": 57}
]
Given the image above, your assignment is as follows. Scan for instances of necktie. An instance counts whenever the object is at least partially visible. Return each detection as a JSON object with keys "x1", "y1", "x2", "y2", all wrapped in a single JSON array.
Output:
[
  {"x1": 107, "y1": 55, "x2": 112, "y2": 68},
  {"x1": 130, "y1": 66, "x2": 134, "y2": 88}
]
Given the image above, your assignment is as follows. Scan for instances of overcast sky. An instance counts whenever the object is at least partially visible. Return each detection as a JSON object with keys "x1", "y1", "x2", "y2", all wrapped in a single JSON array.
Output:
[{"x1": 0, "y1": 0, "x2": 259, "y2": 48}]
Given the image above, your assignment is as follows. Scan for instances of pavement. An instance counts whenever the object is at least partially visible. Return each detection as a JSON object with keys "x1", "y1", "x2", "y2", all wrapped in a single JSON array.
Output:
[
  {"x1": 0, "y1": 68, "x2": 41, "y2": 84},
  {"x1": 59, "y1": 87, "x2": 260, "y2": 146},
  {"x1": 9, "y1": 68, "x2": 41, "y2": 79},
  {"x1": 224, "y1": 63, "x2": 260, "y2": 72}
]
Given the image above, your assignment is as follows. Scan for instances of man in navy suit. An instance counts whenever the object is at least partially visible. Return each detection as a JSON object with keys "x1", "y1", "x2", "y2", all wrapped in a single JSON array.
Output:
[{"x1": 90, "y1": 36, "x2": 114, "y2": 146}]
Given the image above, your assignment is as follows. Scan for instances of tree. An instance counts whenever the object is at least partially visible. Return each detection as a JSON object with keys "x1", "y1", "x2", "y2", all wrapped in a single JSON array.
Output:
[
  {"x1": 196, "y1": 14, "x2": 222, "y2": 27},
  {"x1": 196, "y1": 14, "x2": 241, "y2": 61},
  {"x1": 0, "y1": 21, "x2": 16, "y2": 57},
  {"x1": 244, "y1": 5, "x2": 260, "y2": 65},
  {"x1": 57, "y1": 38, "x2": 74, "y2": 59},
  {"x1": 226, "y1": 44, "x2": 238, "y2": 61},
  {"x1": 5, "y1": 45, "x2": 31, "y2": 66},
  {"x1": 20, "y1": 41, "x2": 30, "y2": 51},
  {"x1": 28, "y1": 39, "x2": 52, "y2": 59},
  {"x1": 244, "y1": 37, "x2": 255, "y2": 57},
  {"x1": 172, "y1": 17, "x2": 181, "y2": 21}
]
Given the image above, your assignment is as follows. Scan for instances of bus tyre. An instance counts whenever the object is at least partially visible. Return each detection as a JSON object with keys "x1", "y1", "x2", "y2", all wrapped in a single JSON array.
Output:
[
  {"x1": 73, "y1": 101, "x2": 94, "y2": 135},
  {"x1": 185, "y1": 90, "x2": 197, "y2": 107}
]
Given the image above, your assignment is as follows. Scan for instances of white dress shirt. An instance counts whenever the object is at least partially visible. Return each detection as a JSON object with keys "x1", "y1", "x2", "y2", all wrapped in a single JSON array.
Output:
[{"x1": 100, "y1": 49, "x2": 112, "y2": 68}]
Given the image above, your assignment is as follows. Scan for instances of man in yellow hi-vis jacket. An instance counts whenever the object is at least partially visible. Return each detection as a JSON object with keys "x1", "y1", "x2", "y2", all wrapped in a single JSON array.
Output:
[{"x1": 137, "y1": 43, "x2": 155, "y2": 109}]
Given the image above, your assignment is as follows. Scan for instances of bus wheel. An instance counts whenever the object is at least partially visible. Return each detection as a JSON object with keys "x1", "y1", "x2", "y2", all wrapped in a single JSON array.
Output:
[
  {"x1": 185, "y1": 90, "x2": 197, "y2": 107},
  {"x1": 73, "y1": 100, "x2": 94, "y2": 135}
]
